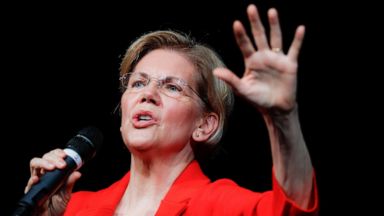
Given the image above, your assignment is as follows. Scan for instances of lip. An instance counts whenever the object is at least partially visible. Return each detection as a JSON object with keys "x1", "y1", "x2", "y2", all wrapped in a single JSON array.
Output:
[{"x1": 131, "y1": 110, "x2": 158, "y2": 128}]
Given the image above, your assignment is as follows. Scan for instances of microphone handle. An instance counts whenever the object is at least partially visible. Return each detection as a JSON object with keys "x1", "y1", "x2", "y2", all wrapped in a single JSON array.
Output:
[{"x1": 12, "y1": 156, "x2": 77, "y2": 216}]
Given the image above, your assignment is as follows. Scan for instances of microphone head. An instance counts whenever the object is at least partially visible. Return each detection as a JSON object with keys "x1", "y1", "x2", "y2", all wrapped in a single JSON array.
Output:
[
  {"x1": 78, "y1": 126, "x2": 103, "y2": 150},
  {"x1": 66, "y1": 126, "x2": 103, "y2": 163}
]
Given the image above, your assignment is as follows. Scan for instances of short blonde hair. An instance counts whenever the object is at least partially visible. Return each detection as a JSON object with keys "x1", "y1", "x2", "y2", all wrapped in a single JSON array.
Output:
[{"x1": 120, "y1": 30, "x2": 234, "y2": 147}]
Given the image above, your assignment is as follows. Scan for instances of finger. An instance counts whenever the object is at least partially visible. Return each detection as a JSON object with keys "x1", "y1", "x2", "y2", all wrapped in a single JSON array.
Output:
[
  {"x1": 247, "y1": 4, "x2": 269, "y2": 50},
  {"x1": 288, "y1": 25, "x2": 305, "y2": 61},
  {"x1": 65, "y1": 171, "x2": 82, "y2": 194},
  {"x1": 30, "y1": 157, "x2": 55, "y2": 175},
  {"x1": 49, "y1": 148, "x2": 67, "y2": 158},
  {"x1": 233, "y1": 20, "x2": 255, "y2": 58},
  {"x1": 213, "y1": 68, "x2": 241, "y2": 90},
  {"x1": 42, "y1": 149, "x2": 67, "y2": 169},
  {"x1": 24, "y1": 175, "x2": 39, "y2": 193},
  {"x1": 268, "y1": 8, "x2": 283, "y2": 52}
]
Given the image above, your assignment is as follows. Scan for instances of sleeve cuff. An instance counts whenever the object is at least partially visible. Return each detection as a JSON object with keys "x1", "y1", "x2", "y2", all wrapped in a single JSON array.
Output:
[{"x1": 271, "y1": 168, "x2": 319, "y2": 214}]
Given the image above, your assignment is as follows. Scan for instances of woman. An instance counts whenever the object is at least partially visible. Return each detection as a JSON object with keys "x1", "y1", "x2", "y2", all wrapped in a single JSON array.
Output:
[{"x1": 25, "y1": 4, "x2": 318, "y2": 215}]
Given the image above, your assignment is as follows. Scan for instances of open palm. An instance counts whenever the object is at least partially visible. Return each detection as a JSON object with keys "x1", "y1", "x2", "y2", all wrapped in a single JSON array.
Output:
[{"x1": 214, "y1": 4, "x2": 305, "y2": 113}]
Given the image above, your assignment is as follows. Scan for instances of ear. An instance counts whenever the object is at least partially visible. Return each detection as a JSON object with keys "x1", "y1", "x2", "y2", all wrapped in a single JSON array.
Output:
[{"x1": 192, "y1": 112, "x2": 219, "y2": 142}]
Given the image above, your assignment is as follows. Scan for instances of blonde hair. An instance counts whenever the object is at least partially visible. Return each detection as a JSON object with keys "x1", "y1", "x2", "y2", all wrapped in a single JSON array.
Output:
[{"x1": 120, "y1": 30, "x2": 234, "y2": 147}]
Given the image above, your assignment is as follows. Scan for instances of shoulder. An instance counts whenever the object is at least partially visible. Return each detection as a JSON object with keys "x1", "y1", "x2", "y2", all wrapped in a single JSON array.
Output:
[
  {"x1": 169, "y1": 160, "x2": 267, "y2": 204},
  {"x1": 201, "y1": 178, "x2": 266, "y2": 200},
  {"x1": 183, "y1": 178, "x2": 269, "y2": 215}
]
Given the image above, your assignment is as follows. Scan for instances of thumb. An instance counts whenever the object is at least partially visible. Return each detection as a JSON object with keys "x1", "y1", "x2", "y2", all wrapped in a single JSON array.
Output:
[
  {"x1": 213, "y1": 68, "x2": 241, "y2": 90},
  {"x1": 65, "y1": 171, "x2": 81, "y2": 194}
]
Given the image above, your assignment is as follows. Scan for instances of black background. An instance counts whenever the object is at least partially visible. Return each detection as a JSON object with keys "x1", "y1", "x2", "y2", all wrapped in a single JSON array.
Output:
[{"x1": 3, "y1": 0, "x2": 371, "y2": 215}]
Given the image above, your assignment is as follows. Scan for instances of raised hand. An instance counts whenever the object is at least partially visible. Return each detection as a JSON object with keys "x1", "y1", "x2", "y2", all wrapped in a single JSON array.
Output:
[{"x1": 214, "y1": 4, "x2": 305, "y2": 114}]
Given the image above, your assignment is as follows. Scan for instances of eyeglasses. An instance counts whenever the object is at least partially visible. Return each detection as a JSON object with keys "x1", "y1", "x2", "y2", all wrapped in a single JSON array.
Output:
[{"x1": 120, "y1": 72, "x2": 205, "y2": 103}]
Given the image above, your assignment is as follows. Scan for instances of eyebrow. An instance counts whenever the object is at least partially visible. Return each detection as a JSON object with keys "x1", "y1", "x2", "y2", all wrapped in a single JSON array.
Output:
[{"x1": 133, "y1": 71, "x2": 187, "y2": 82}]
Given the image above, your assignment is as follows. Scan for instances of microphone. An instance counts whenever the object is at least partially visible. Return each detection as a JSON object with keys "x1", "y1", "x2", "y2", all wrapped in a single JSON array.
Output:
[{"x1": 12, "y1": 126, "x2": 103, "y2": 216}]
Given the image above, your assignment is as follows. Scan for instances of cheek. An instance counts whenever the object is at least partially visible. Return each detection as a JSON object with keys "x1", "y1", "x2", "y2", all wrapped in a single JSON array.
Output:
[
  {"x1": 120, "y1": 92, "x2": 134, "y2": 123},
  {"x1": 163, "y1": 101, "x2": 200, "y2": 129}
]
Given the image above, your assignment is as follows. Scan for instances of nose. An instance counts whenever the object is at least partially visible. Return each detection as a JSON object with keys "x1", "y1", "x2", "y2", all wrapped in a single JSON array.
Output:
[{"x1": 139, "y1": 81, "x2": 160, "y2": 105}]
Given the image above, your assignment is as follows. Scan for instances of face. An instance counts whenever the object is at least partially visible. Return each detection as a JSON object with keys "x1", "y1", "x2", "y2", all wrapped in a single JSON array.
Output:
[{"x1": 120, "y1": 49, "x2": 203, "y2": 156}]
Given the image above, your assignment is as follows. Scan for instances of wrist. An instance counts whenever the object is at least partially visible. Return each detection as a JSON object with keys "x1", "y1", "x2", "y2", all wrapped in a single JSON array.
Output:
[{"x1": 261, "y1": 102, "x2": 298, "y2": 119}]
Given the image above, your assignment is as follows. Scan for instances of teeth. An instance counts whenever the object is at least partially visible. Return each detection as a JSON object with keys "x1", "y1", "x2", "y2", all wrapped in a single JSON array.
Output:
[{"x1": 139, "y1": 115, "x2": 151, "y2": 121}]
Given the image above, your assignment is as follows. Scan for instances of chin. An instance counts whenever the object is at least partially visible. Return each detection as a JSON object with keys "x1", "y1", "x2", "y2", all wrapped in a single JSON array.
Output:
[{"x1": 127, "y1": 139, "x2": 155, "y2": 152}]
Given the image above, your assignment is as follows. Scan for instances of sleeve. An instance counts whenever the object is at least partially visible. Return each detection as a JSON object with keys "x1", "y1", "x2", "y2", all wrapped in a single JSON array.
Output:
[
  {"x1": 190, "y1": 170, "x2": 319, "y2": 216},
  {"x1": 254, "y1": 169, "x2": 319, "y2": 216}
]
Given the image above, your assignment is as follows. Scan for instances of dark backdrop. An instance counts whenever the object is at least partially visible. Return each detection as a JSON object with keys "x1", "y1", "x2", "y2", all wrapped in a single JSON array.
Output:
[{"x1": 3, "y1": 0, "x2": 364, "y2": 215}]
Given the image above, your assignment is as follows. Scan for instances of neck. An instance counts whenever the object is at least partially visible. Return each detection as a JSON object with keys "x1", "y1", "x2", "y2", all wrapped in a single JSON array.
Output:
[
  {"x1": 118, "y1": 144, "x2": 194, "y2": 212},
  {"x1": 129, "y1": 147, "x2": 194, "y2": 193}
]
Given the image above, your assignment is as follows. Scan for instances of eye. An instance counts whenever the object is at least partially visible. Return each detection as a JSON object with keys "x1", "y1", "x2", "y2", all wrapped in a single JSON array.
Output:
[
  {"x1": 164, "y1": 83, "x2": 182, "y2": 92},
  {"x1": 130, "y1": 79, "x2": 147, "y2": 89}
]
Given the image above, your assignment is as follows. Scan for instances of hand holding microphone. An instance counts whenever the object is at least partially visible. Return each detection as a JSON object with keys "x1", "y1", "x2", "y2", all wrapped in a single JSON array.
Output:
[
  {"x1": 24, "y1": 148, "x2": 81, "y2": 216},
  {"x1": 13, "y1": 126, "x2": 103, "y2": 216}
]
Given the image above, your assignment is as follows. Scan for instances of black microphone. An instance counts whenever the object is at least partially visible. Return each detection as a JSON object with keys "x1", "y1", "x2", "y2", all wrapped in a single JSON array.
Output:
[{"x1": 12, "y1": 126, "x2": 103, "y2": 216}]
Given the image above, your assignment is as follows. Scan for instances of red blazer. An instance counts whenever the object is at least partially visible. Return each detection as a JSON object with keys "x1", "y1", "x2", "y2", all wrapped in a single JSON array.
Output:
[{"x1": 64, "y1": 160, "x2": 318, "y2": 216}]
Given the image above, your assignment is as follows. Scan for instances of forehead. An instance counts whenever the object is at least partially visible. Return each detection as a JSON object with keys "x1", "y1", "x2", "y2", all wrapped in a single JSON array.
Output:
[{"x1": 134, "y1": 49, "x2": 196, "y2": 82}]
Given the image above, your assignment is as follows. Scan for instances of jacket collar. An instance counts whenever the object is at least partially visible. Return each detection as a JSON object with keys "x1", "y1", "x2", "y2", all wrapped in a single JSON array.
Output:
[
  {"x1": 102, "y1": 160, "x2": 210, "y2": 215},
  {"x1": 155, "y1": 160, "x2": 210, "y2": 215}
]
